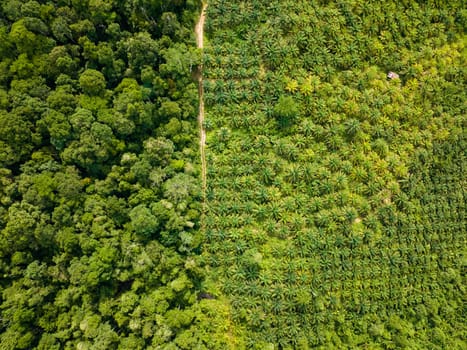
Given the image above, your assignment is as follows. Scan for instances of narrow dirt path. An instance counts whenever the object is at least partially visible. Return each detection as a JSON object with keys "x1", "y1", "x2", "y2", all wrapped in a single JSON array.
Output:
[
  {"x1": 195, "y1": 3, "x2": 207, "y2": 227},
  {"x1": 195, "y1": 5, "x2": 237, "y2": 345}
]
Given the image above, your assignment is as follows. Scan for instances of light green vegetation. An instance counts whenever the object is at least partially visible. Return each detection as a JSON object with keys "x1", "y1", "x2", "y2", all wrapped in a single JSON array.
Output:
[{"x1": 202, "y1": 0, "x2": 466, "y2": 348}]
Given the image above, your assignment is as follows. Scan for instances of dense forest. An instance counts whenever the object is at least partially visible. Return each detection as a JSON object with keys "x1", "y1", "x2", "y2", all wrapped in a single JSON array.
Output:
[
  {"x1": 0, "y1": 0, "x2": 465, "y2": 349},
  {"x1": 0, "y1": 0, "x2": 229, "y2": 349}
]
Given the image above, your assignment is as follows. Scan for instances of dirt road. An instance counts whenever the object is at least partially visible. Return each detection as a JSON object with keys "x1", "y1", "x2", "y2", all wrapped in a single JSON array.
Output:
[{"x1": 195, "y1": 4, "x2": 207, "y2": 222}]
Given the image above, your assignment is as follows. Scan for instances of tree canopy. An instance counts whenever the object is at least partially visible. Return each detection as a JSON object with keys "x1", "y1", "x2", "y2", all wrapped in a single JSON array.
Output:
[{"x1": 0, "y1": 0, "x2": 229, "y2": 349}]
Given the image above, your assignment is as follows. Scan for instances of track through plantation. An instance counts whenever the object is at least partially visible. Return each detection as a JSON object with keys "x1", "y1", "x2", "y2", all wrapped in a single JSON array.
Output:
[{"x1": 196, "y1": 3, "x2": 208, "y2": 227}]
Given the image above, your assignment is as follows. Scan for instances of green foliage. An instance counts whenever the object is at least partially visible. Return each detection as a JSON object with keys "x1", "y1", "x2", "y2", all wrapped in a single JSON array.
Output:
[
  {"x1": 273, "y1": 95, "x2": 299, "y2": 128},
  {"x1": 0, "y1": 0, "x2": 211, "y2": 349},
  {"x1": 129, "y1": 204, "x2": 160, "y2": 237},
  {"x1": 79, "y1": 69, "x2": 106, "y2": 96},
  {"x1": 0, "y1": 111, "x2": 33, "y2": 166},
  {"x1": 0, "y1": 0, "x2": 465, "y2": 348},
  {"x1": 203, "y1": 0, "x2": 466, "y2": 347}
]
